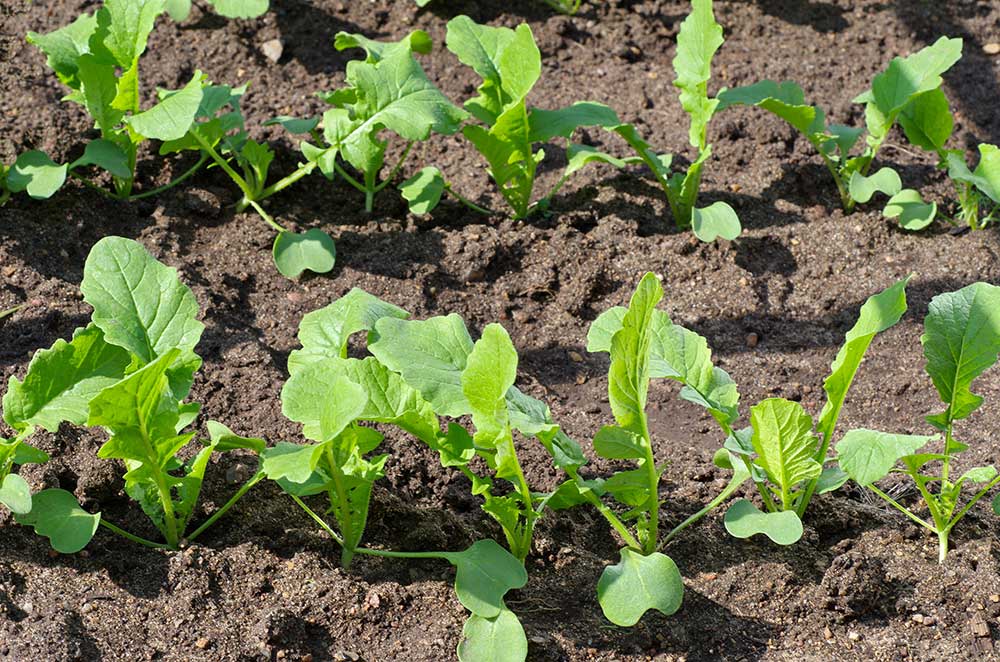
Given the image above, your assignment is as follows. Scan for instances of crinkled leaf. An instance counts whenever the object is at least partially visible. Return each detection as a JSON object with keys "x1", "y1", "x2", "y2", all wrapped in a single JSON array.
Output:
[
  {"x1": 723, "y1": 498, "x2": 803, "y2": 544},
  {"x1": 15, "y1": 488, "x2": 100, "y2": 553},
  {"x1": 672, "y1": 0, "x2": 724, "y2": 148},
  {"x1": 7, "y1": 151, "x2": 67, "y2": 200},
  {"x1": 597, "y1": 549, "x2": 683, "y2": 626},
  {"x1": 399, "y1": 166, "x2": 445, "y2": 215},
  {"x1": 27, "y1": 13, "x2": 99, "y2": 87},
  {"x1": 836, "y1": 429, "x2": 934, "y2": 485},
  {"x1": 281, "y1": 372, "x2": 368, "y2": 443},
  {"x1": 751, "y1": 398, "x2": 820, "y2": 492},
  {"x1": 334, "y1": 30, "x2": 431, "y2": 63},
  {"x1": 457, "y1": 607, "x2": 527, "y2": 662},
  {"x1": 692, "y1": 201, "x2": 740, "y2": 241},
  {"x1": 848, "y1": 167, "x2": 902, "y2": 204},
  {"x1": 272, "y1": 229, "x2": 337, "y2": 279},
  {"x1": 608, "y1": 273, "x2": 662, "y2": 435},
  {"x1": 442, "y1": 539, "x2": 528, "y2": 618}
]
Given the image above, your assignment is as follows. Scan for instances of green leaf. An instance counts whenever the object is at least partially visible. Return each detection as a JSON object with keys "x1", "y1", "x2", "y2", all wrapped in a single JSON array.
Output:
[
  {"x1": 608, "y1": 273, "x2": 662, "y2": 435},
  {"x1": 272, "y1": 229, "x2": 337, "y2": 279},
  {"x1": 13, "y1": 444, "x2": 49, "y2": 466},
  {"x1": 399, "y1": 166, "x2": 445, "y2": 215},
  {"x1": 95, "y1": 0, "x2": 165, "y2": 69},
  {"x1": 597, "y1": 549, "x2": 683, "y2": 626},
  {"x1": 27, "y1": 13, "x2": 99, "y2": 88},
  {"x1": 15, "y1": 488, "x2": 100, "y2": 553},
  {"x1": 7, "y1": 151, "x2": 67, "y2": 200},
  {"x1": 993, "y1": 492, "x2": 1000, "y2": 517},
  {"x1": 370, "y1": 314, "x2": 475, "y2": 417},
  {"x1": 442, "y1": 539, "x2": 528, "y2": 618},
  {"x1": 817, "y1": 278, "x2": 909, "y2": 441},
  {"x1": 81, "y1": 237, "x2": 204, "y2": 364},
  {"x1": 127, "y1": 72, "x2": 205, "y2": 141},
  {"x1": 956, "y1": 466, "x2": 997, "y2": 489},
  {"x1": 334, "y1": 29, "x2": 431, "y2": 63},
  {"x1": 672, "y1": 0, "x2": 724, "y2": 148},
  {"x1": 265, "y1": 115, "x2": 320, "y2": 135},
  {"x1": 603, "y1": 468, "x2": 652, "y2": 508},
  {"x1": 717, "y1": 80, "x2": 825, "y2": 137},
  {"x1": 882, "y1": 189, "x2": 937, "y2": 231},
  {"x1": 848, "y1": 167, "x2": 902, "y2": 204},
  {"x1": 750, "y1": 398, "x2": 820, "y2": 497},
  {"x1": 0, "y1": 474, "x2": 32, "y2": 515},
  {"x1": 281, "y1": 372, "x2": 368, "y2": 443},
  {"x1": 527, "y1": 102, "x2": 621, "y2": 143},
  {"x1": 209, "y1": 0, "x2": 269, "y2": 18},
  {"x1": 593, "y1": 425, "x2": 645, "y2": 460},
  {"x1": 586, "y1": 307, "x2": 627, "y2": 354},
  {"x1": 691, "y1": 201, "x2": 740, "y2": 241},
  {"x1": 462, "y1": 324, "x2": 517, "y2": 447},
  {"x1": 922, "y1": 282, "x2": 1000, "y2": 426},
  {"x1": 288, "y1": 288, "x2": 408, "y2": 374},
  {"x1": 815, "y1": 465, "x2": 850, "y2": 494},
  {"x1": 723, "y1": 498, "x2": 803, "y2": 544},
  {"x1": 3, "y1": 324, "x2": 130, "y2": 432},
  {"x1": 561, "y1": 144, "x2": 637, "y2": 180},
  {"x1": 205, "y1": 420, "x2": 266, "y2": 454},
  {"x1": 70, "y1": 139, "x2": 131, "y2": 178},
  {"x1": 899, "y1": 88, "x2": 953, "y2": 153},
  {"x1": 836, "y1": 429, "x2": 934, "y2": 485},
  {"x1": 445, "y1": 17, "x2": 540, "y2": 124},
  {"x1": 164, "y1": 0, "x2": 191, "y2": 21},
  {"x1": 260, "y1": 441, "x2": 324, "y2": 485},
  {"x1": 76, "y1": 55, "x2": 124, "y2": 133},
  {"x1": 457, "y1": 607, "x2": 527, "y2": 662}
]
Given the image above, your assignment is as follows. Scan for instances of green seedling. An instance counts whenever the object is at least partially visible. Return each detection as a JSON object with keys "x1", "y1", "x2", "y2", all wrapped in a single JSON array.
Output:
[
  {"x1": 1, "y1": 152, "x2": 68, "y2": 205},
  {"x1": 838, "y1": 282, "x2": 1000, "y2": 563},
  {"x1": 3, "y1": 237, "x2": 264, "y2": 552},
  {"x1": 165, "y1": 0, "x2": 269, "y2": 21}
]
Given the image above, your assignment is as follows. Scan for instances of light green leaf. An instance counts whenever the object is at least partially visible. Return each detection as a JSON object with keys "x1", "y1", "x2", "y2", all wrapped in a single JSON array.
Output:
[
  {"x1": 272, "y1": 229, "x2": 337, "y2": 279},
  {"x1": 0, "y1": 474, "x2": 32, "y2": 515},
  {"x1": 717, "y1": 80, "x2": 825, "y2": 137},
  {"x1": 848, "y1": 167, "x2": 902, "y2": 204},
  {"x1": 3, "y1": 324, "x2": 130, "y2": 432},
  {"x1": 281, "y1": 372, "x2": 368, "y2": 443},
  {"x1": 692, "y1": 201, "x2": 741, "y2": 241},
  {"x1": 586, "y1": 307, "x2": 627, "y2": 354},
  {"x1": 723, "y1": 498, "x2": 803, "y2": 544},
  {"x1": 399, "y1": 166, "x2": 445, "y2": 215},
  {"x1": 70, "y1": 139, "x2": 131, "y2": 178},
  {"x1": 956, "y1": 466, "x2": 997, "y2": 488},
  {"x1": 462, "y1": 324, "x2": 517, "y2": 447},
  {"x1": 597, "y1": 549, "x2": 683, "y2": 626},
  {"x1": 561, "y1": 144, "x2": 637, "y2": 180},
  {"x1": 593, "y1": 425, "x2": 645, "y2": 460},
  {"x1": 96, "y1": 0, "x2": 165, "y2": 69},
  {"x1": 527, "y1": 101, "x2": 621, "y2": 143},
  {"x1": 265, "y1": 115, "x2": 320, "y2": 135},
  {"x1": 334, "y1": 29, "x2": 431, "y2": 63},
  {"x1": 260, "y1": 441, "x2": 324, "y2": 485},
  {"x1": 750, "y1": 398, "x2": 820, "y2": 495},
  {"x1": 210, "y1": 0, "x2": 269, "y2": 18},
  {"x1": 15, "y1": 488, "x2": 100, "y2": 553},
  {"x1": 883, "y1": 189, "x2": 937, "y2": 231},
  {"x1": 81, "y1": 237, "x2": 204, "y2": 364},
  {"x1": 77, "y1": 55, "x2": 124, "y2": 133},
  {"x1": 164, "y1": 0, "x2": 191, "y2": 21},
  {"x1": 457, "y1": 607, "x2": 527, "y2": 662},
  {"x1": 7, "y1": 151, "x2": 67, "y2": 200},
  {"x1": 127, "y1": 72, "x2": 205, "y2": 141},
  {"x1": 27, "y1": 13, "x2": 99, "y2": 87},
  {"x1": 899, "y1": 88, "x2": 953, "y2": 153},
  {"x1": 205, "y1": 420, "x2": 266, "y2": 454},
  {"x1": 654, "y1": 322, "x2": 740, "y2": 426},
  {"x1": 836, "y1": 429, "x2": 934, "y2": 485},
  {"x1": 672, "y1": 0, "x2": 724, "y2": 148},
  {"x1": 921, "y1": 282, "x2": 1000, "y2": 426},
  {"x1": 442, "y1": 539, "x2": 528, "y2": 618},
  {"x1": 608, "y1": 273, "x2": 662, "y2": 435}
]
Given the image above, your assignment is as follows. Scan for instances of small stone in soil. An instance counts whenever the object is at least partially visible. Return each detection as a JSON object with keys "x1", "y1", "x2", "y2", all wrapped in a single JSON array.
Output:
[
  {"x1": 195, "y1": 638, "x2": 209, "y2": 649},
  {"x1": 745, "y1": 332, "x2": 759, "y2": 348},
  {"x1": 261, "y1": 39, "x2": 284, "y2": 62},
  {"x1": 984, "y1": 43, "x2": 1000, "y2": 55}
]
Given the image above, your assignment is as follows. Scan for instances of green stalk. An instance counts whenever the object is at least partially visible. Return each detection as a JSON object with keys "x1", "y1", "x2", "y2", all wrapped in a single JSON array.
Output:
[
  {"x1": 185, "y1": 470, "x2": 265, "y2": 543},
  {"x1": 256, "y1": 161, "x2": 318, "y2": 200},
  {"x1": 501, "y1": 435, "x2": 538, "y2": 561},
  {"x1": 567, "y1": 469, "x2": 641, "y2": 551},
  {"x1": 99, "y1": 519, "x2": 172, "y2": 549},
  {"x1": 246, "y1": 199, "x2": 287, "y2": 233},
  {"x1": 363, "y1": 168, "x2": 377, "y2": 213},
  {"x1": 372, "y1": 142, "x2": 414, "y2": 194},
  {"x1": 129, "y1": 154, "x2": 209, "y2": 201},
  {"x1": 659, "y1": 468, "x2": 749, "y2": 549},
  {"x1": 444, "y1": 183, "x2": 494, "y2": 215},
  {"x1": 868, "y1": 485, "x2": 936, "y2": 532},
  {"x1": 192, "y1": 131, "x2": 254, "y2": 201},
  {"x1": 290, "y1": 493, "x2": 346, "y2": 547},
  {"x1": 638, "y1": 416, "x2": 659, "y2": 554},
  {"x1": 325, "y1": 445, "x2": 357, "y2": 566},
  {"x1": 332, "y1": 163, "x2": 367, "y2": 195}
]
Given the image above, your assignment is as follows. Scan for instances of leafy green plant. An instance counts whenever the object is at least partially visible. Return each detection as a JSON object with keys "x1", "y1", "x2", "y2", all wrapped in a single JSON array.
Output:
[
  {"x1": 944, "y1": 144, "x2": 1000, "y2": 230},
  {"x1": 717, "y1": 37, "x2": 962, "y2": 221},
  {"x1": 165, "y1": 0, "x2": 268, "y2": 21},
  {"x1": 27, "y1": 0, "x2": 221, "y2": 200},
  {"x1": 3, "y1": 236, "x2": 264, "y2": 552},
  {"x1": 603, "y1": 0, "x2": 740, "y2": 241},
  {"x1": 837, "y1": 282, "x2": 1000, "y2": 563},
  {"x1": 400, "y1": 16, "x2": 634, "y2": 220}
]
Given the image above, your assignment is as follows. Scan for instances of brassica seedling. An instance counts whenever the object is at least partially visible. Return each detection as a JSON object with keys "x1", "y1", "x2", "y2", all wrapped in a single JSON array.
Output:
[
  {"x1": 27, "y1": 0, "x2": 223, "y2": 200},
  {"x1": 718, "y1": 37, "x2": 962, "y2": 217},
  {"x1": 4, "y1": 237, "x2": 265, "y2": 552},
  {"x1": 414, "y1": 0, "x2": 582, "y2": 15},
  {"x1": 838, "y1": 282, "x2": 1000, "y2": 563},
  {"x1": 944, "y1": 144, "x2": 1000, "y2": 230}
]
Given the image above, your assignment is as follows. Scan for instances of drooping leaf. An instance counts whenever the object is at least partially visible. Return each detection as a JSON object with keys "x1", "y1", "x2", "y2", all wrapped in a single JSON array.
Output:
[
  {"x1": 126, "y1": 72, "x2": 205, "y2": 141},
  {"x1": 457, "y1": 607, "x2": 527, "y2": 662},
  {"x1": 272, "y1": 229, "x2": 337, "y2": 279},
  {"x1": 27, "y1": 13, "x2": 99, "y2": 87},
  {"x1": 15, "y1": 488, "x2": 100, "y2": 553},
  {"x1": 334, "y1": 29, "x2": 431, "y2": 63},
  {"x1": 442, "y1": 539, "x2": 528, "y2": 618},
  {"x1": 597, "y1": 549, "x2": 683, "y2": 626},
  {"x1": 836, "y1": 429, "x2": 934, "y2": 485},
  {"x1": 462, "y1": 324, "x2": 518, "y2": 449},
  {"x1": 750, "y1": 398, "x2": 820, "y2": 496},
  {"x1": 717, "y1": 80, "x2": 825, "y2": 137},
  {"x1": 527, "y1": 102, "x2": 621, "y2": 143},
  {"x1": 723, "y1": 498, "x2": 803, "y2": 544},
  {"x1": 260, "y1": 441, "x2": 325, "y2": 485},
  {"x1": 0, "y1": 474, "x2": 32, "y2": 515},
  {"x1": 672, "y1": 0, "x2": 724, "y2": 148},
  {"x1": 691, "y1": 201, "x2": 741, "y2": 241},
  {"x1": 399, "y1": 166, "x2": 445, "y2": 215},
  {"x1": 883, "y1": 189, "x2": 937, "y2": 230},
  {"x1": 848, "y1": 167, "x2": 902, "y2": 204},
  {"x1": 70, "y1": 139, "x2": 131, "y2": 178},
  {"x1": 205, "y1": 420, "x2": 266, "y2": 454},
  {"x1": 815, "y1": 465, "x2": 850, "y2": 494},
  {"x1": 6, "y1": 151, "x2": 67, "y2": 200}
]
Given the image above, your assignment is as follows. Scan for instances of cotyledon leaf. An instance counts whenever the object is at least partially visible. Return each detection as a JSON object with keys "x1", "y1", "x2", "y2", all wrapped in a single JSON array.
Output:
[
  {"x1": 457, "y1": 607, "x2": 527, "y2": 662},
  {"x1": 723, "y1": 498, "x2": 803, "y2": 545},
  {"x1": 597, "y1": 549, "x2": 683, "y2": 626},
  {"x1": 15, "y1": 488, "x2": 101, "y2": 553}
]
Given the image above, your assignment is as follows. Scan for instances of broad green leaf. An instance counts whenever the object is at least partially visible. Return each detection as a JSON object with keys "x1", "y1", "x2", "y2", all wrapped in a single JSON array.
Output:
[
  {"x1": 848, "y1": 167, "x2": 902, "y2": 204},
  {"x1": 96, "y1": 0, "x2": 165, "y2": 69},
  {"x1": 27, "y1": 14, "x2": 99, "y2": 87},
  {"x1": 883, "y1": 189, "x2": 936, "y2": 230},
  {"x1": 672, "y1": 0, "x2": 724, "y2": 148},
  {"x1": 723, "y1": 498, "x2": 803, "y2": 544},
  {"x1": 955, "y1": 466, "x2": 997, "y2": 490},
  {"x1": 717, "y1": 80, "x2": 825, "y2": 137},
  {"x1": 399, "y1": 166, "x2": 445, "y2": 215},
  {"x1": 164, "y1": 0, "x2": 192, "y2": 20},
  {"x1": 541, "y1": 477, "x2": 605, "y2": 510},
  {"x1": 921, "y1": 282, "x2": 1000, "y2": 426},
  {"x1": 265, "y1": 115, "x2": 320, "y2": 135},
  {"x1": 272, "y1": 229, "x2": 337, "y2": 279},
  {"x1": 815, "y1": 465, "x2": 849, "y2": 494},
  {"x1": 462, "y1": 324, "x2": 518, "y2": 448},
  {"x1": 750, "y1": 398, "x2": 820, "y2": 495},
  {"x1": 586, "y1": 307, "x2": 627, "y2": 354},
  {"x1": 127, "y1": 73, "x2": 205, "y2": 141},
  {"x1": 442, "y1": 539, "x2": 528, "y2": 618},
  {"x1": 260, "y1": 441, "x2": 324, "y2": 484},
  {"x1": 527, "y1": 102, "x2": 621, "y2": 143},
  {"x1": 13, "y1": 444, "x2": 49, "y2": 466},
  {"x1": 334, "y1": 30, "x2": 432, "y2": 62},
  {"x1": 7, "y1": 151, "x2": 67, "y2": 200},
  {"x1": 593, "y1": 425, "x2": 645, "y2": 460},
  {"x1": 817, "y1": 278, "x2": 909, "y2": 441},
  {"x1": 836, "y1": 429, "x2": 934, "y2": 485},
  {"x1": 70, "y1": 139, "x2": 131, "y2": 178},
  {"x1": 370, "y1": 314, "x2": 475, "y2": 417},
  {"x1": 970, "y1": 144, "x2": 1000, "y2": 202},
  {"x1": 602, "y1": 468, "x2": 652, "y2": 508},
  {"x1": 457, "y1": 608, "x2": 527, "y2": 662},
  {"x1": 0, "y1": 474, "x2": 32, "y2": 515},
  {"x1": 15, "y1": 488, "x2": 100, "y2": 553},
  {"x1": 899, "y1": 88, "x2": 953, "y2": 153},
  {"x1": 692, "y1": 201, "x2": 741, "y2": 241},
  {"x1": 597, "y1": 549, "x2": 683, "y2": 626},
  {"x1": 205, "y1": 420, "x2": 266, "y2": 454},
  {"x1": 76, "y1": 55, "x2": 124, "y2": 132},
  {"x1": 210, "y1": 0, "x2": 269, "y2": 18},
  {"x1": 654, "y1": 322, "x2": 740, "y2": 426},
  {"x1": 288, "y1": 288, "x2": 408, "y2": 373},
  {"x1": 445, "y1": 17, "x2": 541, "y2": 124},
  {"x1": 561, "y1": 144, "x2": 638, "y2": 179},
  {"x1": 3, "y1": 324, "x2": 130, "y2": 432},
  {"x1": 81, "y1": 237, "x2": 204, "y2": 364},
  {"x1": 281, "y1": 372, "x2": 368, "y2": 443},
  {"x1": 823, "y1": 124, "x2": 865, "y2": 157},
  {"x1": 608, "y1": 273, "x2": 662, "y2": 435}
]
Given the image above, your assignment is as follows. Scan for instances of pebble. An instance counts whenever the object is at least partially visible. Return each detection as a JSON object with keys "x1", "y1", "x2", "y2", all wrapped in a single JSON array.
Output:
[
  {"x1": 984, "y1": 43, "x2": 1000, "y2": 55},
  {"x1": 195, "y1": 638, "x2": 210, "y2": 649},
  {"x1": 745, "y1": 332, "x2": 759, "y2": 348},
  {"x1": 847, "y1": 631, "x2": 860, "y2": 641},
  {"x1": 568, "y1": 350, "x2": 584, "y2": 363},
  {"x1": 261, "y1": 39, "x2": 284, "y2": 63},
  {"x1": 824, "y1": 626, "x2": 833, "y2": 640}
]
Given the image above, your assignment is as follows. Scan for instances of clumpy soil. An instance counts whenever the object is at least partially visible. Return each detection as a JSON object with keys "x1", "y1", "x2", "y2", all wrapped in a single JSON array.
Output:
[{"x1": 3, "y1": 0, "x2": 1000, "y2": 660}]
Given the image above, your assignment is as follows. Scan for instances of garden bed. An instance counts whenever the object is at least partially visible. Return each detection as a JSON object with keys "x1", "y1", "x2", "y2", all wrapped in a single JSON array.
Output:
[{"x1": 2, "y1": 0, "x2": 1000, "y2": 660}]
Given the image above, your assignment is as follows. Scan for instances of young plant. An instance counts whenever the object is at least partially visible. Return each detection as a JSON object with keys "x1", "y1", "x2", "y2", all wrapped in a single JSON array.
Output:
[
  {"x1": 0, "y1": 151, "x2": 68, "y2": 205},
  {"x1": 165, "y1": 0, "x2": 268, "y2": 21},
  {"x1": 401, "y1": 16, "x2": 634, "y2": 220},
  {"x1": 28, "y1": 0, "x2": 218, "y2": 200},
  {"x1": 837, "y1": 282, "x2": 1000, "y2": 563},
  {"x1": 944, "y1": 144, "x2": 1000, "y2": 230},
  {"x1": 607, "y1": 0, "x2": 741, "y2": 241},
  {"x1": 717, "y1": 37, "x2": 962, "y2": 219},
  {"x1": 3, "y1": 237, "x2": 264, "y2": 552}
]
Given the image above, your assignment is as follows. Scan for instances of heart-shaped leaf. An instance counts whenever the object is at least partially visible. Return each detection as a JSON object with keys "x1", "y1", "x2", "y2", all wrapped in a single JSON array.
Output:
[
  {"x1": 272, "y1": 229, "x2": 337, "y2": 279},
  {"x1": 723, "y1": 498, "x2": 802, "y2": 545},
  {"x1": 443, "y1": 539, "x2": 528, "y2": 618},
  {"x1": 692, "y1": 201, "x2": 741, "y2": 241},
  {"x1": 883, "y1": 189, "x2": 936, "y2": 230},
  {"x1": 597, "y1": 548, "x2": 683, "y2": 626},
  {"x1": 457, "y1": 607, "x2": 527, "y2": 662},
  {"x1": 0, "y1": 474, "x2": 32, "y2": 515},
  {"x1": 15, "y1": 488, "x2": 100, "y2": 553}
]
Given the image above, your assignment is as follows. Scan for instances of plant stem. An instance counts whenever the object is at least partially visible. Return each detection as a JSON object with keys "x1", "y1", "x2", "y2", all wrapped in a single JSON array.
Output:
[
  {"x1": 364, "y1": 168, "x2": 377, "y2": 213},
  {"x1": 192, "y1": 131, "x2": 254, "y2": 200},
  {"x1": 99, "y1": 519, "x2": 171, "y2": 549},
  {"x1": 443, "y1": 183, "x2": 494, "y2": 215},
  {"x1": 502, "y1": 435, "x2": 538, "y2": 561},
  {"x1": 128, "y1": 154, "x2": 209, "y2": 201},
  {"x1": 938, "y1": 530, "x2": 949, "y2": 564},
  {"x1": 68, "y1": 172, "x2": 116, "y2": 199},
  {"x1": 185, "y1": 470, "x2": 265, "y2": 544},
  {"x1": 568, "y1": 470, "x2": 642, "y2": 550},
  {"x1": 659, "y1": 469, "x2": 749, "y2": 549},
  {"x1": 290, "y1": 493, "x2": 346, "y2": 547},
  {"x1": 257, "y1": 161, "x2": 317, "y2": 200},
  {"x1": 945, "y1": 474, "x2": 1000, "y2": 534},
  {"x1": 372, "y1": 142, "x2": 414, "y2": 194},
  {"x1": 246, "y1": 199, "x2": 287, "y2": 233},
  {"x1": 638, "y1": 416, "x2": 659, "y2": 554},
  {"x1": 326, "y1": 445, "x2": 357, "y2": 566},
  {"x1": 332, "y1": 163, "x2": 366, "y2": 195},
  {"x1": 868, "y1": 484, "x2": 936, "y2": 533}
]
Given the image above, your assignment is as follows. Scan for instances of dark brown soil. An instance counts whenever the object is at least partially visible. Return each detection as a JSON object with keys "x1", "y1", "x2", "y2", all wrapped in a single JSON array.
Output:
[{"x1": 3, "y1": 0, "x2": 1000, "y2": 660}]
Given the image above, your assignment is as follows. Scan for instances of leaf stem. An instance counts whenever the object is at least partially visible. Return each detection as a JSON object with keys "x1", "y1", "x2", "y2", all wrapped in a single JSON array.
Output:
[
  {"x1": 290, "y1": 493, "x2": 346, "y2": 547},
  {"x1": 99, "y1": 519, "x2": 172, "y2": 549},
  {"x1": 333, "y1": 162, "x2": 366, "y2": 195},
  {"x1": 444, "y1": 183, "x2": 494, "y2": 215},
  {"x1": 128, "y1": 154, "x2": 209, "y2": 201},
  {"x1": 68, "y1": 172, "x2": 116, "y2": 199},
  {"x1": 868, "y1": 484, "x2": 936, "y2": 533},
  {"x1": 659, "y1": 468, "x2": 749, "y2": 549},
  {"x1": 246, "y1": 199, "x2": 287, "y2": 233},
  {"x1": 191, "y1": 130, "x2": 254, "y2": 200},
  {"x1": 185, "y1": 470, "x2": 265, "y2": 544},
  {"x1": 257, "y1": 161, "x2": 317, "y2": 200},
  {"x1": 372, "y1": 142, "x2": 414, "y2": 194}
]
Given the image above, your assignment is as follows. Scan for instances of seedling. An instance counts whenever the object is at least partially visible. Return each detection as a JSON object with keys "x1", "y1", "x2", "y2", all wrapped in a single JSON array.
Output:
[
  {"x1": 1, "y1": 152, "x2": 67, "y2": 205},
  {"x1": 4, "y1": 237, "x2": 264, "y2": 552},
  {"x1": 944, "y1": 145, "x2": 1000, "y2": 230},
  {"x1": 28, "y1": 0, "x2": 218, "y2": 200},
  {"x1": 717, "y1": 37, "x2": 962, "y2": 219},
  {"x1": 838, "y1": 282, "x2": 1000, "y2": 563},
  {"x1": 165, "y1": 0, "x2": 269, "y2": 21}
]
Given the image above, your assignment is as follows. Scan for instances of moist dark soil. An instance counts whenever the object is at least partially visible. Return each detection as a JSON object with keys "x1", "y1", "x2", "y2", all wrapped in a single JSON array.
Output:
[{"x1": 3, "y1": 0, "x2": 1000, "y2": 660}]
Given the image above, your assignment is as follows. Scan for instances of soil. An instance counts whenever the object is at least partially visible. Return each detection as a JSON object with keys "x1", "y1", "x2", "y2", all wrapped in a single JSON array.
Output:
[{"x1": 3, "y1": 0, "x2": 1000, "y2": 660}]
